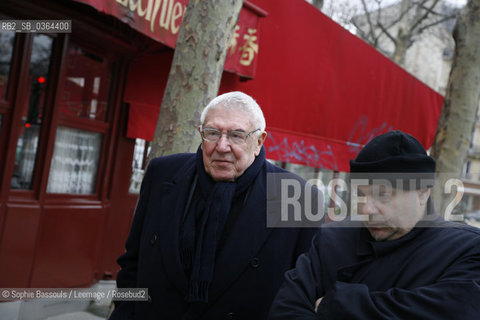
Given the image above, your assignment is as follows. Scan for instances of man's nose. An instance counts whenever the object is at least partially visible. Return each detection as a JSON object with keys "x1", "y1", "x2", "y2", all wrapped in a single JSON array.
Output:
[
  {"x1": 360, "y1": 197, "x2": 378, "y2": 215},
  {"x1": 216, "y1": 133, "x2": 232, "y2": 152}
]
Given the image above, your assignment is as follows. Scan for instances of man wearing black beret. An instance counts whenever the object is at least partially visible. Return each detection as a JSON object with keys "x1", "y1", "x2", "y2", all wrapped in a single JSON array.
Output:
[{"x1": 269, "y1": 130, "x2": 480, "y2": 319}]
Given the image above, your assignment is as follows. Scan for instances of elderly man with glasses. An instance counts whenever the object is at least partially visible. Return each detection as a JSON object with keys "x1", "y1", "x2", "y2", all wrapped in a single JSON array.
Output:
[{"x1": 110, "y1": 91, "x2": 317, "y2": 320}]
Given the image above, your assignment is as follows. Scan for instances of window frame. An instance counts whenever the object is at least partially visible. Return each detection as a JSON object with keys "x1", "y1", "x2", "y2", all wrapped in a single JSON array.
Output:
[
  {"x1": 44, "y1": 39, "x2": 124, "y2": 200},
  {"x1": 0, "y1": 0, "x2": 136, "y2": 205}
]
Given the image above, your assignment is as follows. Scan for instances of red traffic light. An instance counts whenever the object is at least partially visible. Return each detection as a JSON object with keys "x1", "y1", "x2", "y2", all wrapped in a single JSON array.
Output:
[{"x1": 37, "y1": 76, "x2": 46, "y2": 84}]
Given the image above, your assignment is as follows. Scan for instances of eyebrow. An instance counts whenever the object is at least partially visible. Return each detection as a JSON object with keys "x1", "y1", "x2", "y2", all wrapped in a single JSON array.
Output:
[
  {"x1": 356, "y1": 187, "x2": 392, "y2": 196},
  {"x1": 205, "y1": 127, "x2": 247, "y2": 132}
]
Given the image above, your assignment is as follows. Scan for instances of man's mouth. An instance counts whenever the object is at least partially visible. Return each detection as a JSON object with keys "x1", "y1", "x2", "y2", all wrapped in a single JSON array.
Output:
[
  {"x1": 365, "y1": 223, "x2": 387, "y2": 229},
  {"x1": 213, "y1": 159, "x2": 233, "y2": 165}
]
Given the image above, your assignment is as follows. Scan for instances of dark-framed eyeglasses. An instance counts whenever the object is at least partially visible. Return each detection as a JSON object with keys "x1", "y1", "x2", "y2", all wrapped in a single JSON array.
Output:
[{"x1": 200, "y1": 128, "x2": 260, "y2": 145}]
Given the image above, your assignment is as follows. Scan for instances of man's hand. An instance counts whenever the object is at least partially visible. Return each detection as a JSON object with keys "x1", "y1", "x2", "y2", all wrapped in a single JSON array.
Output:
[{"x1": 314, "y1": 297, "x2": 324, "y2": 312}]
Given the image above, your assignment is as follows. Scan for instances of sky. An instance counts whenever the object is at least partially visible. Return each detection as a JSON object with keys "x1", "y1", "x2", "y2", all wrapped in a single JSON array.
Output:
[
  {"x1": 306, "y1": 0, "x2": 467, "y2": 32},
  {"x1": 309, "y1": 0, "x2": 467, "y2": 11}
]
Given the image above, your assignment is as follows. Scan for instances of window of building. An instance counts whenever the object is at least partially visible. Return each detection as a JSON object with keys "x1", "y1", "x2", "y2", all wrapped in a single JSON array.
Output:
[
  {"x1": 47, "y1": 43, "x2": 113, "y2": 194},
  {"x1": 463, "y1": 161, "x2": 472, "y2": 180},
  {"x1": 59, "y1": 45, "x2": 111, "y2": 122},
  {"x1": 0, "y1": 30, "x2": 14, "y2": 101},
  {"x1": 47, "y1": 127, "x2": 103, "y2": 194},
  {"x1": 11, "y1": 34, "x2": 54, "y2": 190}
]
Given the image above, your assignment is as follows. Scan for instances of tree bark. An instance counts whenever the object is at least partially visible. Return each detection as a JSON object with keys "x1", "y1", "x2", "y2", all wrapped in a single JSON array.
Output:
[
  {"x1": 149, "y1": 0, "x2": 244, "y2": 160},
  {"x1": 430, "y1": 0, "x2": 480, "y2": 217},
  {"x1": 312, "y1": 0, "x2": 323, "y2": 10},
  {"x1": 392, "y1": 30, "x2": 410, "y2": 65},
  {"x1": 391, "y1": 0, "x2": 410, "y2": 65}
]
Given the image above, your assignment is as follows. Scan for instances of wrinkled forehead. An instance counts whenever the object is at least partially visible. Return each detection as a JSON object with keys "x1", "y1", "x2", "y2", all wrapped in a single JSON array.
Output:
[
  {"x1": 356, "y1": 184, "x2": 425, "y2": 203},
  {"x1": 203, "y1": 105, "x2": 254, "y2": 129},
  {"x1": 349, "y1": 172, "x2": 435, "y2": 191},
  {"x1": 357, "y1": 183, "x2": 399, "y2": 196}
]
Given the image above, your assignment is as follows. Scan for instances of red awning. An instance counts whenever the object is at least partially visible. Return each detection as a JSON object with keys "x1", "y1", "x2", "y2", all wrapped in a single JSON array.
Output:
[
  {"x1": 223, "y1": 0, "x2": 444, "y2": 172},
  {"x1": 124, "y1": 0, "x2": 443, "y2": 172}
]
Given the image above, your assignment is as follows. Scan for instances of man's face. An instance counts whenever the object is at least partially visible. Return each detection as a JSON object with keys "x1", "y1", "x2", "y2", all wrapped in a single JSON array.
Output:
[
  {"x1": 357, "y1": 184, "x2": 430, "y2": 241},
  {"x1": 200, "y1": 106, "x2": 266, "y2": 182}
]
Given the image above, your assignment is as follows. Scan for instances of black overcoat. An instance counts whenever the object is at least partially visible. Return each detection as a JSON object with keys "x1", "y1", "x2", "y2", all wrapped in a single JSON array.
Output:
[
  {"x1": 110, "y1": 153, "x2": 316, "y2": 320},
  {"x1": 269, "y1": 218, "x2": 480, "y2": 319}
]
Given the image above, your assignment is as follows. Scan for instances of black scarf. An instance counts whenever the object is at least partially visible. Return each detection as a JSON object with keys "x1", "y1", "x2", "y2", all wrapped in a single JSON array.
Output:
[{"x1": 180, "y1": 145, "x2": 266, "y2": 303}]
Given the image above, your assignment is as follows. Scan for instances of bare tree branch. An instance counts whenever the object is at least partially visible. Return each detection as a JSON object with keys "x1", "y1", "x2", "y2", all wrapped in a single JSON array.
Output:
[
  {"x1": 351, "y1": 20, "x2": 371, "y2": 43},
  {"x1": 360, "y1": 0, "x2": 378, "y2": 44},
  {"x1": 410, "y1": 0, "x2": 441, "y2": 32},
  {"x1": 384, "y1": 0, "x2": 416, "y2": 29},
  {"x1": 417, "y1": 14, "x2": 456, "y2": 34},
  {"x1": 377, "y1": 21, "x2": 398, "y2": 46},
  {"x1": 331, "y1": 0, "x2": 460, "y2": 65}
]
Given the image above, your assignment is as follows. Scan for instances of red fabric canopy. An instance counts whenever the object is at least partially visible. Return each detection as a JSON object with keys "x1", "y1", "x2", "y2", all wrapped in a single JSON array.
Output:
[
  {"x1": 124, "y1": 0, "x2": 444, "y2": 172},
  {"x1": 223, "y1": 0, "x2": 443, "y2": 171}
]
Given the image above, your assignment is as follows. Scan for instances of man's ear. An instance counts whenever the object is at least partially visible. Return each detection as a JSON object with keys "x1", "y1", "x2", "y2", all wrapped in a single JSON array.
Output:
[
  {"x1": 198, "y1": 126, "x2": 204, "y2": 150},
  {"x1": 417, "y1": 188, "x2": 431, "y2": 206},
  {"x1": 254, "y1": 131, "x2": 268, "y2": 156}
]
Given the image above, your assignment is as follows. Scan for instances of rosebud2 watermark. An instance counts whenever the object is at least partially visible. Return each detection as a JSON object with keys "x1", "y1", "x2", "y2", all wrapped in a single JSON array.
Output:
[{"x1": 267, "y1": 172, "x2": 466, "y2": 227}]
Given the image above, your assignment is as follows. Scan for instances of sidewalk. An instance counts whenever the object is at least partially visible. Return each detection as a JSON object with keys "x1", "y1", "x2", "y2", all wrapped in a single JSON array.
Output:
[
  {"x1": 0, "y1": 281, "x2": 115, "y2": 320},
  {"x1": 45, "y1": 301, "x2": 112, "y2": 320},
  {"x1": 47, "y1": 310, "x2": 106, "y2": 320},
  {"x1": 0, "y1": 299, "x2": 112, "y2": 320}
]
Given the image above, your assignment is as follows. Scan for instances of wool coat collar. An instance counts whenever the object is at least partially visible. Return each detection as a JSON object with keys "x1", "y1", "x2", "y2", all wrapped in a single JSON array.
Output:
[{"x1": 156, "y1": 156, "x2": 275, "y2": 305}]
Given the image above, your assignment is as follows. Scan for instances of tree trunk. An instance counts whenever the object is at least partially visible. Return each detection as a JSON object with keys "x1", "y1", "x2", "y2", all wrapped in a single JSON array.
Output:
[
  {"x1": 149, "y1": 0, "x2": 244, "y2": 160},
  {"x1": 392, "y1": 0, "x2": 410, "y2": 66},
  {"x1": 430, "y1": 0, "x2": 480, "y2": 217},
  {"x1": 392, "y1": 31, "x2": 410, "y2": 66},
  {"x1": 312, "y1": 0, "x2": 323, "y2": 10}
]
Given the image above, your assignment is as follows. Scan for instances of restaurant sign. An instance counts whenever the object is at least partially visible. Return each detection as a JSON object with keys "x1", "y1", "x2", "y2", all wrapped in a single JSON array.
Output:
[{"x1": 73, "y1": 0, "x2": 266, "y2": 78}]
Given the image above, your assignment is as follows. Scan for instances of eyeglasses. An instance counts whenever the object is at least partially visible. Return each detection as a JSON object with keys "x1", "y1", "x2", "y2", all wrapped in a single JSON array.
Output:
[{"x1": 201, "y1": 128, "x2": 260, "y2": 145}]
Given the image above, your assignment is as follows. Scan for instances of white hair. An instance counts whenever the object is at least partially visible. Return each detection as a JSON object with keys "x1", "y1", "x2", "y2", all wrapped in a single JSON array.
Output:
[{"x1": 199, "y1": 91, "x2": 266, "y2": 132}]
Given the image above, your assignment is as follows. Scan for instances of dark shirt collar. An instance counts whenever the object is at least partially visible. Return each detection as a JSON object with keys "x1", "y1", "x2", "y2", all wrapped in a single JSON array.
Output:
[{"x1": 357, "y1": 223, "x2": 428, "y2": 258}]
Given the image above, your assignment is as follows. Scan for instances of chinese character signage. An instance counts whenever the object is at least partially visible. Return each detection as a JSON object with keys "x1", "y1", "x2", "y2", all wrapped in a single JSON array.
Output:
[
  {"x1": 223, "y1": 6, "x2": 262, "y2": 78},
  {"x1": 73, "y1": 0, "x2": 265, "y2": 78}
]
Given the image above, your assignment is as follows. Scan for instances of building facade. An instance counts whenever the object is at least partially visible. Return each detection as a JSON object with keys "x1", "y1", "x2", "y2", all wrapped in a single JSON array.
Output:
[{"x1": 0, "y1": 0, "x2": 443, "y2": 300}]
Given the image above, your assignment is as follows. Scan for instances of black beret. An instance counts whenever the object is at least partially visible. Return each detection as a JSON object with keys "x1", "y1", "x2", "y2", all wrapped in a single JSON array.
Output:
[{"x1": 350, "y1": 130, "x2": 436, "y2": 188}]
